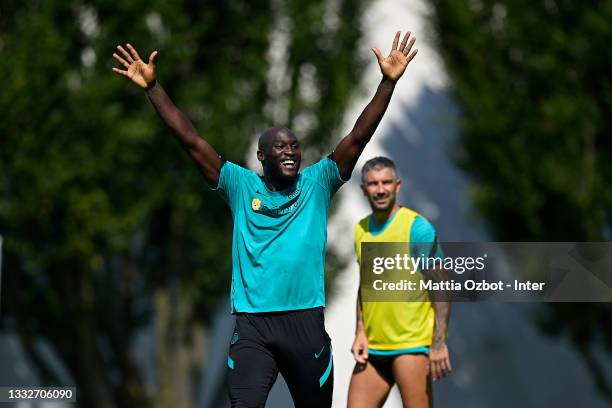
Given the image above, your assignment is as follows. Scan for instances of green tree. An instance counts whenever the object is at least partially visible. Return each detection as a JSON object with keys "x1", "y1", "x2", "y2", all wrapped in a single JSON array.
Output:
[
  {"x1": 430, "y1": 0, "x2": 612, "y2": 400},
  {"x1": 0, "y1": 0, "x2": 365, "y2": 406}
]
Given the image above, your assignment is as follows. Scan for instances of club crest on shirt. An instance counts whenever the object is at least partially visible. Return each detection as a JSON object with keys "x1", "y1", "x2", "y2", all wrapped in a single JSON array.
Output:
[{"x1": 251, "y1": 198, "x2": 261, "y2": 211}]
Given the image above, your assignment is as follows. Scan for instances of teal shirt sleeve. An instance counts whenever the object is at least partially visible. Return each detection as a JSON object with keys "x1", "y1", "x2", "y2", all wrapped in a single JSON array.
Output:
[
  {"x1": 304, "y1": 156, "x2": 347, "y2": 197},
  {"x1": 212, "y1": 161, "x2": 249, "y2": 210},
  {"x1": 410, "y1": 216, "x2": 443, "y2": 261}
]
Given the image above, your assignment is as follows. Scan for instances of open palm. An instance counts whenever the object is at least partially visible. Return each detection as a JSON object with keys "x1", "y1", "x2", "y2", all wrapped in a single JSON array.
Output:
[
  {"x1": 112, "y1": 43, "x2": 157, "y2": 89},
  {"x1": 372, "y1": 31, "x2": 418, "y2": 82}
]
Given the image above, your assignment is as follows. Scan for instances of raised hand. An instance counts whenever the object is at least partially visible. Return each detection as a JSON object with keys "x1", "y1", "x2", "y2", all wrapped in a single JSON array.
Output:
[
  {"x1": 112, "y1": 43, "x2": 157, "y2": 89},
  {"x1": 372, "y1": 31, "x2": 418, "y2": 82}
]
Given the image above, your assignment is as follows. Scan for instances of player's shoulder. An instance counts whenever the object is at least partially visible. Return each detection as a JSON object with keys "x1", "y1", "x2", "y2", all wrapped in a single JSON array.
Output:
[
  {"x1": 222, "y1": 160, "x2": 257, "y2": 175},
  {"x1": 394, "y1": 206, "x2": 428, "y2": 224},
  {"x1": 302, "y1": 156, "x2": 335, "y2": 176},
  {"x1": 396, "y1": 206, "x2": 421, "y2": 221},
  {"x1": 221, "y1": 161, "x2": 261, "y2": 185},
  {"x1": 391, "y1": 206, "x2": 436, "y2": 237},
  {"x1": 355, "y1": 213, "x2": 371, "y2": 234},
  {"x1": 410, "y1": 212, "x2": 437, "y2": 242}
]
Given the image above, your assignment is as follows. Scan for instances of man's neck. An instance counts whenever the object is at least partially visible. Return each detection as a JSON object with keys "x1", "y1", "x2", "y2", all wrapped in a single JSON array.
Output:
[
  {"x1": 372, "y1": 204, "x2": 400, "y2": 225},
  {"x1": 263, "y1": 174, "x2": 295, "y2": 192}
]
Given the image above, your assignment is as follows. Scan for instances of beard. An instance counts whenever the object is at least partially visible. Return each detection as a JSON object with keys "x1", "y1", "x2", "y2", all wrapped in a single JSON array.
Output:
[
  {"x1": 370, "y1": 195, "x2": 395, "y2": 212},
  {"x1": 263, "y1": 160, "x2": 298, "y2": 186}
]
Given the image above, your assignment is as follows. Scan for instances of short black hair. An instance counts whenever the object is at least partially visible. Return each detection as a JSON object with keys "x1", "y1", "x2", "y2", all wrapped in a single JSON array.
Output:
[
  {"x1": 258, "y1": 126, "x2": 294, "y2": 150},
  {"x1": 361, "y1": 156, "x2": 397, "y2": 183}
]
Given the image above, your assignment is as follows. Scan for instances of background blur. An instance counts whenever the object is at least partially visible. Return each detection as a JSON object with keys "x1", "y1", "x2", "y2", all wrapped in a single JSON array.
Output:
[{"x1": 0, "y1": 1, "x2": 611, "y2": 407}]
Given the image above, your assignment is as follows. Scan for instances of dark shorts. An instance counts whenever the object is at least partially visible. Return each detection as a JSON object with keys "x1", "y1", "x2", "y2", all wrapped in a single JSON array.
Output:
[
  {"x1": 227, "y1": 307, "x2": 333, "y2": 408},
  {"x1": 367, "y1": 349, "x2": 429, "y2": 384}
]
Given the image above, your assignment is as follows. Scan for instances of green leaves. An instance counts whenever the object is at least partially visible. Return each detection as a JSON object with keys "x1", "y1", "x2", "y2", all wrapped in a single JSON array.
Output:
[
  {"x1": 431, "y1": 1, "x2": 612, "y2": 399},
  {"x1": 1, "y1": 1, "x2": 364, "y2": 404},
  {"x1": 431, "y1": 0, "x2": 612, "y2": 241}
]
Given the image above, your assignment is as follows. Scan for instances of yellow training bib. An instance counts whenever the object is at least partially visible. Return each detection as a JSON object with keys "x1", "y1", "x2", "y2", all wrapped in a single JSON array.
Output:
[{"x1": 355, "y1": 207, "x2": 435, "y2": 350}]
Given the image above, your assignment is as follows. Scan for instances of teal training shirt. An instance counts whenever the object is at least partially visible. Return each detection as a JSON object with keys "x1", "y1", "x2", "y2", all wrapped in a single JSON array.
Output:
[{"x1": 214, "y1": 157, "x2": 346, "y2": 313}]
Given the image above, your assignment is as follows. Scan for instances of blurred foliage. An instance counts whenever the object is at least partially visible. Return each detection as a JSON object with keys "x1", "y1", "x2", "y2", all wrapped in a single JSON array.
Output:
[
  {"x1": 430, "y1": 0, "x2": 612, "y2": 400},
  {"x1": 0, "y1": 0, "x2": 365, "y2": 406}
]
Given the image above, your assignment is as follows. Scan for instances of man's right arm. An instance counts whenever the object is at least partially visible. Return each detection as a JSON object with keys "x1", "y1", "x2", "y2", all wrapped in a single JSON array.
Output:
[
  {"x1": 112, "y1": 43, "x2": 222, "y2": 186},
  {"x1": 146, "y1": 82, "x2": 222, "y2": 185},
  {"x1": 351, "y1": 286, "x2": 369, "y2": 364}
]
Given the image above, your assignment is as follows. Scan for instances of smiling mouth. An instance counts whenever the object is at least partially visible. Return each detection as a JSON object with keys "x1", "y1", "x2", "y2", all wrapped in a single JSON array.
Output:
[{"x1": 281, "y1": 159, "x2": 296, "y2": 169}]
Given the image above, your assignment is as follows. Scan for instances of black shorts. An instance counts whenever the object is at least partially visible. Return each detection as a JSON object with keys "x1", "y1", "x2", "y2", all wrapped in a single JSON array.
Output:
[
  {"x1": 227, "y1": 307, "x2": 333, "y2": 408},
  {"x1": 367, "y1": 351, "x2": 429, "y2": 384}
]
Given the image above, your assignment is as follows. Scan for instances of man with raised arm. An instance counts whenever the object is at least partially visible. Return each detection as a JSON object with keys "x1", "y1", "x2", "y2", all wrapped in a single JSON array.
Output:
[
  {"x1": 348, "y1": 157, "x2": 452, "y2": 408},
  {"x1": 112, "y1": 31, "x2": 417, "y2": 408}
]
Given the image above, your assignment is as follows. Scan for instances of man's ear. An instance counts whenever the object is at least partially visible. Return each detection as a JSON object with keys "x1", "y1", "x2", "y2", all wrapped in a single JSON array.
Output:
[
  {"x1": 395, "y1": 178, "x2": 402, "y2": 194},
  {"x1": 257, "y1": 149, "x2": 264, "y2": 162}
]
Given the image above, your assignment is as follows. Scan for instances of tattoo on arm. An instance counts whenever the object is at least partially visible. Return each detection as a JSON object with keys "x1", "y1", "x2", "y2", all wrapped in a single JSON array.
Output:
[
  {"x1": 432, "y1": 300, "x2": 450, "y2": 349},
  {"x1": 425, "y1": 265, "x2": 452, "y2": 349}
]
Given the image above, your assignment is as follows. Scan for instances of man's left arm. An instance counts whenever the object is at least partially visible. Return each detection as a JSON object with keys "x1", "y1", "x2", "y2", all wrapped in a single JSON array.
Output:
[
  {"x1": 413, "y1": 218, "x2": 453, "y2": 380},
  {"x1": 332, "y1": 31, "x2": 418, "y2": 179},
  {"x1": 430, "y1": 296, "x2": 452, "y2": 380}
]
